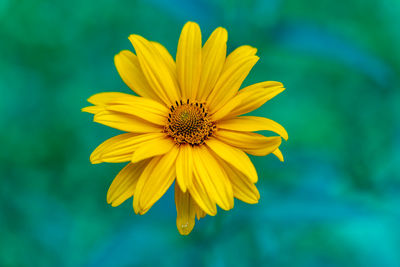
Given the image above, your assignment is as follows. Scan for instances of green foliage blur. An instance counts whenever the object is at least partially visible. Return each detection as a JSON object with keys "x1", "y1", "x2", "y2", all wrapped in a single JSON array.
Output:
[{"x1": 1, "y1": 0, "x2": 399, "y2": 266}]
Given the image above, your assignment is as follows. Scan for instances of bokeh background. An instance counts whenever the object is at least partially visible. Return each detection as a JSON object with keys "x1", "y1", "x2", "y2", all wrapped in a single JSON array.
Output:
[{"x1": 1, "y1": 0, "x2": 399, "y2": 266}]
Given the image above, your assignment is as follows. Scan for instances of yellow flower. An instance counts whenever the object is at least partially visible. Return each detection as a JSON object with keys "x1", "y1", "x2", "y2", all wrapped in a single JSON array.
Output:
[{"x1": 83, "y1": 21, "x2": 288, "y2": 235}]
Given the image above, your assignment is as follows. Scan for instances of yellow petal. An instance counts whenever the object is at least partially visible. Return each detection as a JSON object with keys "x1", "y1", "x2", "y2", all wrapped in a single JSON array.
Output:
[
  {"x1": 218, "y1": 159, "x2": 260, "y2": 204},
  {"x1": 133, "y1": 147, "x2": 179, "y2": 214},
  {"x1": 273, "y1": 148, "x2": 284, "y2": 162},
  {"x1": 90, "y1": 133, "x2": 165, "y2": 164},
  {"x1": 105, "y1": 105, "x2": 166, "y2": 126},
  {"x1": 87, "y1": 92, "x2": 169, "y2": 126},
  {"x1": 188, "y1": 171, "x2": 217, "y2": 216},
  {"x1": 206, "y1": 138, "x2": 258, "y2": 183},
  {"x1": 87, "y1": 92, "x2": 132, "y2": 106},
  {"x1": 194, "y1": 203, "x2": 207, "y2": 220},
  {"x1": 175, "y1": 144, "x2": 193, "y2": 192},
  {"x1": 88, "y1": 92, "x2": 167, "y2": 111},
  {"x1": 86, "y1": 92, "x2": 169, "y2": 123},
  {"x1": 176, "y1": 21, "x2": 202, "y2": 100},
  {"x1": 211, "y1": 81, "x2": 285, "y2": 121},
  {"x1": 174, "y1": 183, "x2": 196, "y2": 235},
  {"x1": 207, "y1": 45, "x2": 259, "y2": 112},
  {"x1": 81, "y1": 106, "x2": 104, "y2": 114},
  {"x1": 90, "y1": 133, "x2": 135, "y2": 164},
  {"x1": 215, "y1": 130, "x2": 281, "y2": 156},
  {"x1": 129, "y1": 34, "x2": 180, "y2": 106},
  {"x1": 93, "y1": 110, "x2": 162, "y2": 133},
  {"x1": 226, "y1": 45, "x2": 258, "y2": 59},
  {"x1": 218, "y1": 116, "x2": 288, "y2": 141},
  {"x1": 107, "y1": 160, "x2": 150, "y2": 207},
  {"x1": 192, "y1": 146, "x2": 234, "y2": 210},
  {"x1": 114, "y1": 50, "x2": 161, "y2": 101},
  {"x1": 197, "y1": 27, "x2": 227, "y2": 101},
  {"x1": 151, "y1": 41, "x2": 177, "y2": 81},
  {"x1": 131, "y1": 136, "x2": 175, "y2": 163}
]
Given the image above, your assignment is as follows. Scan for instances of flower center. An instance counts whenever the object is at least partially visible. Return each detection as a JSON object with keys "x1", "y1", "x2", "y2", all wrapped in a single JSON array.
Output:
[{"x1": 165, "y1": 99, "x2": 216, "y2": 145}]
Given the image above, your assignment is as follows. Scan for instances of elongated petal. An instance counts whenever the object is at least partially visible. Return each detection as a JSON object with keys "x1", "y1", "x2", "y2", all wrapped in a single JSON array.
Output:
[
  {"x1": 273, "y1": 148, "x2": 284, "y2": 162},
  {"x1": 192, "y1": 146, "x2": 234, "y2": 210},
  {"x1": 231, "y1": 81, "x2": 285, "y2": 117},
  {"x1": 114, "y1": 50, "x2": 161, "y2": 101},
  {"x1": 207, "y1": 46, "x2": 258, "y2": 112},
  {"x1": 176, "y1": 21, "x2": 202, "y2": 99},
  {"x1": 131, "y1": 136, "x2": 175, "y2": 163},
  {"x1": 90, "y1": 133, "x2": 135, "y2": 164},
  {"x1": 194, "y1": 203, "x2": 206, "y2": 220},
  {"x1": 82, "y1": 106, "x2": 104, "y2": 114},
  {"x1": 129, "y1": 34, "x2": 180, "y2": 105},
  {"x1": 218, "y1": 159, "x2": 260, "y2": 204},
  {"x1": 85, "y1": 92, "x2": 169, "y2": 123},
  {"x1": 226, "y1": 45, "x2": 258, "y2": 59},
  {"x1": 218, "y1": 116, "x2": 288, "y2": 141},
  {"x1": 87, "y1": 92, "x2": 131, "y2": 105},
  {"x1": 175, "y1": 183, "x2": 196, "y2": 235},
  {"x1": 106, "y1": 105, "x2": 166, "y2": 125},
  {"x1": 90, "y1": 133, "x2": 165, "y2": 164},
  {"x1": 197, "y1": 27, "x2": 227, "y2": 101},
  {"x1": 133, "y1": 147, "x2": 179, "y2": 214},
  {"x1": 175, "y1": 144, "x2": 193, "y2": 192},
  {"x1": 188, "y1": 169, "x2": 217, "y2": 216},
  {"x1": 206, "y1": 138, "x2": 258, "y2": 183},
  {"x1": 211, "y1": 81, "x2": 285, "y2": 121},
  {"x1": 151, "y1": 41, "x2": 177, "y2": 81},
  {"x1": 88, "y1": 92, "x2": 169, "y2": 113},
  {"x1": 93, "y1": 110, "x2": 162, "y2": 133},
  {"x1": 215, "y1": 130, "x2": 281, "y2": 156},
  {"x1": 107, "y1": 160, "x2": 150, "y2": 207}
]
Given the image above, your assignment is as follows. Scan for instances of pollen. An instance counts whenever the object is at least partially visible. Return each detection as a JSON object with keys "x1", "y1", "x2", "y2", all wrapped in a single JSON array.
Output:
[{"x1": 165, "y1": 99, "x2": 216, "y2": 145}]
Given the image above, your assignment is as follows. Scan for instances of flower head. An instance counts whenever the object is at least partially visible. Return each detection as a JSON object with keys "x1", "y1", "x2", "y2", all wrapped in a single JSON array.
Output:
[{"x1": 83, "y1": 21, "x2": 288, "y2": 235}]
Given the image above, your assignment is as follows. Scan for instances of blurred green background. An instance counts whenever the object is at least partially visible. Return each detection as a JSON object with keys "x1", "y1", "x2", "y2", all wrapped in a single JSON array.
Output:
[{"x1": 1, "y1": 0, "x2": 399, "y2": 266}]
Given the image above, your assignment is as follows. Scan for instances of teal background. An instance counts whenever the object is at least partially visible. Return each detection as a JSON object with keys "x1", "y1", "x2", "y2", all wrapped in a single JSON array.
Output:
[{"x1": 1, "y1": 0, "x2": 399, "y2": 266}]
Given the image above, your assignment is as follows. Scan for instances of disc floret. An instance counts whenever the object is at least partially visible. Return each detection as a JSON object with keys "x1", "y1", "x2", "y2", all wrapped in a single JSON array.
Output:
[{"x1": 165, "y1": 99, "x2": 216, "y2": 145}]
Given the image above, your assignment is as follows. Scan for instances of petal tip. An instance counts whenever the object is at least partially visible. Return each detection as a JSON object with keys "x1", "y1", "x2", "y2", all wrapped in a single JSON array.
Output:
[
  {"x1": 128, "y1": 34, "x2": 140, "y2": 40},
  {"x1": 184, "y1": 21, "x2": 200, "y2": 28},
  {"x1": 245, "y1": 198, "x2": 259, "y2": 204},
  {"x1": 133, "y1": 198, "x2": 141, "y2": 214},
  {"x1": 90, "y1": 159, "x2": 101, "y2": 164},
  {"x1": 90, "y1": 152, "x2": 102, "y2": 164},
  {"x1": 86, "y1": 96, "x2": 95, "y2": 105},
  {"x1": 128, "y1": 34, "x2": 145, "y2": 47},
  {"x1": 215, "y1": 26, "x2": 228, "y2": 38},
  {"x1": 283, "y1": 133, "x2": 289, "y2": 141},
  {"x1": 106, "y1": 193, "x2": 112, "y2": 204},
  {"x1": 178, "y1": 225, "x2": 194, "y2": 236},
  {"x1": 245, "y1": 46, "x2": 257, "y2": 55}
]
